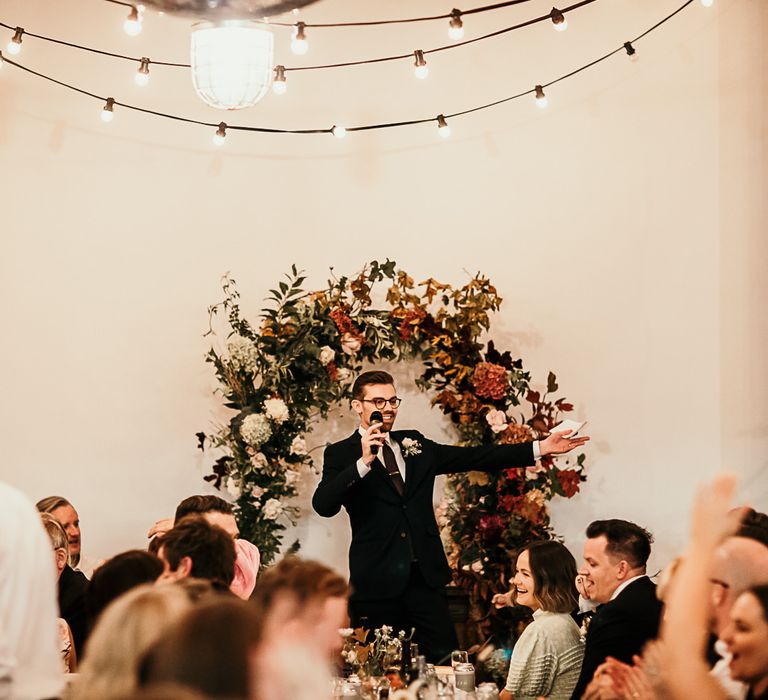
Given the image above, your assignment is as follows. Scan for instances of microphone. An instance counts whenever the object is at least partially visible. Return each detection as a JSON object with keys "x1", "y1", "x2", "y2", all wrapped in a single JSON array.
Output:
[{"x1": 369, "y1": 410, "x2": 383, "y2": 455}]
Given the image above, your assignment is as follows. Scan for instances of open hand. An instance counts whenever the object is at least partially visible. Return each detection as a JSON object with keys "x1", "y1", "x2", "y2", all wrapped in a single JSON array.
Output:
[
  {"x1": 492, "y1": 591, "x2": 514, "y2": 609},
  {"x1": 540, "y1": 429, "x2": 590, "y2": 456},
  {"x1": 147, "y1": 517, "x2": 174, "y2": 539}
]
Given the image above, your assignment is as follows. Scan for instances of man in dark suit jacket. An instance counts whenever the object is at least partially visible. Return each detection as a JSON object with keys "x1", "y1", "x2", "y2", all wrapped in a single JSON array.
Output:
[
  {"x1": 571, "y1": 519, "x2": 663, "y2": 699},
  {"x1": 312, "y1": 370, "x2": 589, "y2": 663}
]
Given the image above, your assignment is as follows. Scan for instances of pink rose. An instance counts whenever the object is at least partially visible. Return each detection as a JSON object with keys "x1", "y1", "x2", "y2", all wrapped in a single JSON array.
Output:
[
  {"x1": 341, "y1": 332, "x2": 363, "y2": 355},
  {"x1": 485, "y1": 409, "x2": 508, "y2": 434}
]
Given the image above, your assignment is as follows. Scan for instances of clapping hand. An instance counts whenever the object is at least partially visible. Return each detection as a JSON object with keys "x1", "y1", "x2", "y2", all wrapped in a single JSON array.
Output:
[
  {"x1": 690, "y1": 473, "x2": 747, "y2": 548},
  {"x1": 539, "y1": 429, "x2": 590, "y2": 456},
  {"x1": 147, "y1": 517, "x2": 174, "y2": 539}
]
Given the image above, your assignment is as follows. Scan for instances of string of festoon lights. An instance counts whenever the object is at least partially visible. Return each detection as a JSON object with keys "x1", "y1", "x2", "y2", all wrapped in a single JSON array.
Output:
[
  {"x1": 0, "y1": 0, "x2": 713, "y2": 143},
  {"x1": 1, "y1": 0, "x2": 597, "y2": 82}
]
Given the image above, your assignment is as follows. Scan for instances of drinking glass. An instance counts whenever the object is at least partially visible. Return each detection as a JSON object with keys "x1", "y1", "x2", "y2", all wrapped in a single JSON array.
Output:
[{"x1": 450, "y1": 650, "x2": 468, "y2": 669}]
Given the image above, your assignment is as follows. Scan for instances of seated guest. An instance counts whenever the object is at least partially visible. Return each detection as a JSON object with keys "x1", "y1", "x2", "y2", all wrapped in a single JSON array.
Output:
[
  {"x1": 139, "y1": 598, "x2": 261, "y2": 699},
  {"x1": 721, "y1": 585, "x2": 768, "y2": 700},
  {"x1": 39, "y1": 514, "x2": 78, "y2": 673},
  {"x1": 251, "y1": 556, "x2": 350, "y2": 660},
  {"x1": 36, "y1": 495, "x2": 90, "y2": 658},
  {"x1": 571, "y1": 518, "x2": 662, "y2": 699},
  {"x1": 156, "y1": 517, "x2": 236, "y2": 591},
  {"x1": 496, "y1": 541, "x2": 584, "y2": 700},
  {"x1": 0, "y1": 482, "x2": 63, "y2": 700},
  {"x1": 148, "y1": 495, "x2": 260, "y2": 599},
  {"x1": 250, "y1": 557, "x2": 348, "y2": 700},
  {"x1": 707, "y1": 512, "x2": 768, "y2": 700},
  {"x1": 87, "y1": 550, "x2": 164, "y2": 628},
  {"x1": 69, "y1": 584, "x2": 191, "y2": 700},
  {"x1": 36, "y1": 495, "x2": 84, "y2": 571}
]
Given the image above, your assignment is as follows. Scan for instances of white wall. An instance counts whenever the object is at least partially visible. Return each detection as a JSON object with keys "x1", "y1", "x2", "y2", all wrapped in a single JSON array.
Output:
[{"x1": 0, "y1": 0, "x2": 765, "y2": 578}]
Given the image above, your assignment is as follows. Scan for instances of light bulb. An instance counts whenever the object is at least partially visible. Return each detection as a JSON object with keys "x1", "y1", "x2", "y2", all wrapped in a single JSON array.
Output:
[
  {"x1": 101, "y1": 98, "x2": 115, "y2": 123},
  {"x1": 550, "y1": 8, "x2": 567, "y2": 31},
  {"x1": 124, "y1": 7, "x2": 142, "y2": 36},
  {"x1": 272, "y1": 65, "x2": 287, "y2": 94},
  {"x1": 332, "y1": 125, "x2": 346, "y2": 139},
  {"x1": 534, "y1": 85, "x2": 548, "y2": 109},
  {"x1": 448, "y1": 11, "x2": 464, "y2": 41},
  {"x1": 291, "y1": 22, "x2": 308, "y2": 55},
  {"x1": 7, "y1": 28, "x2": 23, "y2": 55},
  {"x1": 135, "y1": 57, "x2": 150, "y2": 86},
  {"x1": 623, "y1": 42, "x2": 638, "y2": 62},
  {"x1": 437, "y1": 114, "x2": 451, "y2": 138},
  {"x1": 700, "y1": 0, "x2": 714, "y2": 6},
  {"x1": 414, "y1": 50, "x2": 428, "y2": 80},
  {"x1": 213, "y1": 122, "x2": 227, "y2": 145}
]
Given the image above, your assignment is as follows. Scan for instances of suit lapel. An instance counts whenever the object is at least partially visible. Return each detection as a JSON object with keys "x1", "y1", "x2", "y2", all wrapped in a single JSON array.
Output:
[{"x1": 391, "y1": 431, "x2": 427, "y2": 497}]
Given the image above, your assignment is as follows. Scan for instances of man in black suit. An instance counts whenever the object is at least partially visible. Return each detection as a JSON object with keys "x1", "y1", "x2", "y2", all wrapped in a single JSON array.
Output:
[
  {"x1": 312, "y1": 370, "x2": 589, "y2": 663},
  {"x1": 571, "y1": 519, "x2": 663, "y2": 699}
]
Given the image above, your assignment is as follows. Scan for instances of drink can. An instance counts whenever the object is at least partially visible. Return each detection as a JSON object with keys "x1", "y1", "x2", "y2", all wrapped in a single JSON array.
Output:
[{"x1": 454, "y1": 662, "x2": 475, "y2": 691}]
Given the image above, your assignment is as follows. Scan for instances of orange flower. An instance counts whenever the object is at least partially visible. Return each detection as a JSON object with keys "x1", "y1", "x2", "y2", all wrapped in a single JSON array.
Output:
[{"x1": 472, "y1": 362, "x2": 509, "y2": 400}]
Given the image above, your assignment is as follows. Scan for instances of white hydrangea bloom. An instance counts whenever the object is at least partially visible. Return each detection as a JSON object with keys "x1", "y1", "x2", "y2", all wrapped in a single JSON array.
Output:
[
  {"x1": 264, "y1": 398, "x2": 289, "y2": 424},
  {"x1": 290, "y1": 436, "x2": 307, "y2": 456},
  {"x1": 262, "y1": 498, "x2": 283, "y2": 521},
  {"x1": 240, "y1": 413, "x2": 272, "y2": 447},
  {"x1": 319, "y1": 346, "x2": 335, "y2": 366},
  {"x1": 225, "y1": 477, "x2": 241, "y2": 499},
  {"x1": 227, "y1": 334, "x2": 258, "y2": 373}
]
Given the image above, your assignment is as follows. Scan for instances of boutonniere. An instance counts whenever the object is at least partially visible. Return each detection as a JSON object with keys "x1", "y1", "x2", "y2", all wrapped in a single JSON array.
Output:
[
  {"x1": 401, "y1": 438, "x2": 422, "y2": 457},
  {"x1": 578, "y1": 611, "x2": 594, "y2": 642}
]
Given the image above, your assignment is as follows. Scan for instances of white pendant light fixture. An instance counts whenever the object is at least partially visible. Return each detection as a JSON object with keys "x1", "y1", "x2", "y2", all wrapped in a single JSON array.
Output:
[{"x1": 191, "y1": 20, "x2": 274, "y2": 110}]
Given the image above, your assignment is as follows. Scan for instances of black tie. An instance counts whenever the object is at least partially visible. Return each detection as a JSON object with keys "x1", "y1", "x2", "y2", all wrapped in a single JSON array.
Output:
[{"x1": 380, "y1": 442, "x2": 405, "y2": 496}]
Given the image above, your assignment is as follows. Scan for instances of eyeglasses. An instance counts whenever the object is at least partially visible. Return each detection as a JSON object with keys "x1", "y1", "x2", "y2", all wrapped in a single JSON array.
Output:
[{"x1": 362, "y1": 397, "x2": 402, "y2": 409}]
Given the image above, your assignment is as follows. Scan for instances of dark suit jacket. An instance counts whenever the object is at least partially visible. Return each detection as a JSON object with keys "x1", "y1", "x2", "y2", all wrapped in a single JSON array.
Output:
[
  {"x1": 571, "y1": 575, "x2": 663, "y2": 699},
  {"x1": 312, "y1": 429, "x2": 534, "y2": 602},
  {"x1": 59, "y1": 564, "x2": 90, "y2": 658}
]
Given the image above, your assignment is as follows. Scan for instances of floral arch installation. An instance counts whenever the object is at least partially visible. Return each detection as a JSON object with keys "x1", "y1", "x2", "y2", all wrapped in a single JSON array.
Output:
[{"x1": 199, "y1": 260, "x2": 587, "y2": 635}]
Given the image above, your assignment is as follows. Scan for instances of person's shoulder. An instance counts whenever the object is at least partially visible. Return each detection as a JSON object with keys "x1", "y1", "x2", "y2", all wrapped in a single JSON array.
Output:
[
  {"x1": 534, "y1": 612, "x2": 582, "y2": 638},
  {"x1": 325, "y1": 432, "x2": 361, "y2": 453}
]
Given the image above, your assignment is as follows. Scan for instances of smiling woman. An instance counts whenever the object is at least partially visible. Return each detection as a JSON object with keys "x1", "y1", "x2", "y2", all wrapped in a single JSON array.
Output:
[
  {"x1": 721, "y1": 585, "x2": 768, "y2": 700},
  {"x1": 499, "y1": 541, "x2": 583, "y2": 700}
]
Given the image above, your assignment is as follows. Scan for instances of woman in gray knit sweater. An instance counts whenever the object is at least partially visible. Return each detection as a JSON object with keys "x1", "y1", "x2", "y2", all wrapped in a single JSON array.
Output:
[{"x1": 496, "y1": 541, "x2": 584, "y2": 700}]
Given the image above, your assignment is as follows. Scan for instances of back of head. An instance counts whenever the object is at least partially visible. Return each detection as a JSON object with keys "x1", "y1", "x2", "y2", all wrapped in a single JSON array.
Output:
[
  {"x1": 160, "y1": 517, "x2": 236, "y2": 588},
  {"x1": 40, "y1": 512, "x2": 69, "y2": 553},
  {"x1": 139, "y1": 598, "x2": 261, "y2": 699},
  {"x1": 87, "y1": 551, "x2": 164, "y2": 626},
  {"x1": 352, "y1": 370, "x2": 395, "y2": 399},
  {"x1": 174, "y1": 495, "x2": 233, "y2": 523},
  {"x1": 252, "y1": 556, "x2": 349, "y2": 614},
  {"x1": 586, "y1": 519, "x2": 653, "y2": 571},
  {"x1": 525, "y1": 540, "x2": 579, "y2": 613},
  {"x1": 72, "y1": 584, "x2": 192, "y2": 700}
]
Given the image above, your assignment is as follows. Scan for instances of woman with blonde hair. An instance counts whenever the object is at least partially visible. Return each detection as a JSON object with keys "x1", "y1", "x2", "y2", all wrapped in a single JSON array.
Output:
[
  {"x1": 69, "y1": 583, "x2": 192, "y2": 700},
  {"x1": 39, "y1": 513, "x2": 77, "y2": 673}
]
